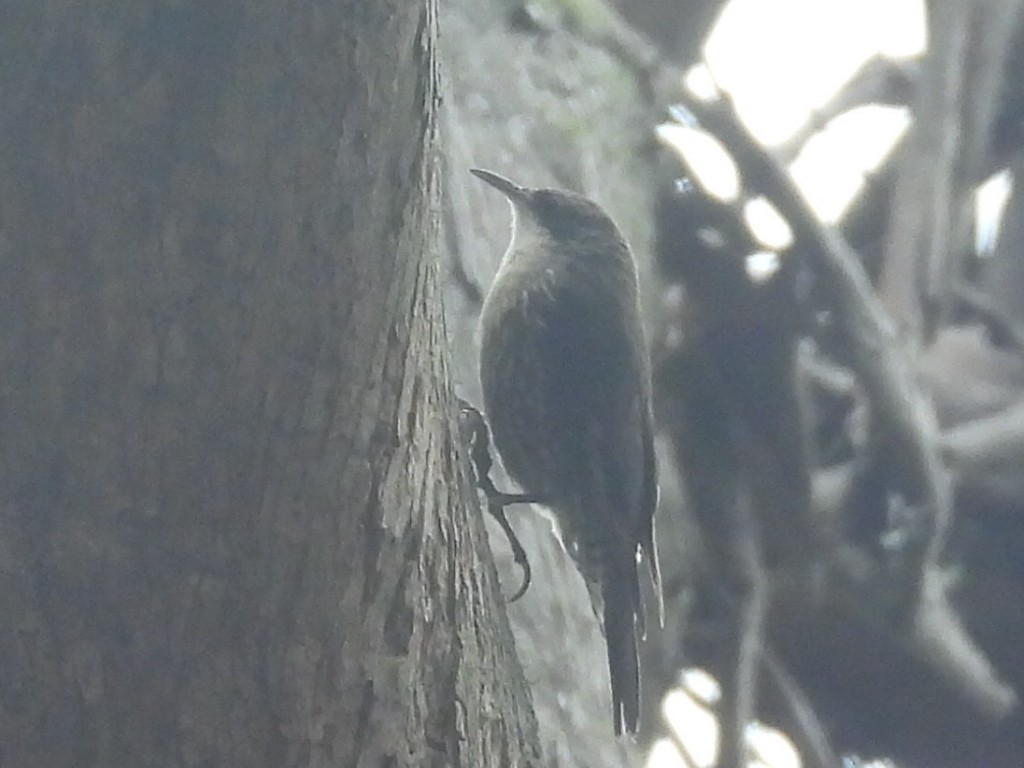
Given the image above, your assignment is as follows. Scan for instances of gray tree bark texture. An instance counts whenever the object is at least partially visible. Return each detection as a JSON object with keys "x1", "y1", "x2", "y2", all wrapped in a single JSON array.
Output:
[{"x1": 0, "y1": 1, "x2": 540, "y2": 766}]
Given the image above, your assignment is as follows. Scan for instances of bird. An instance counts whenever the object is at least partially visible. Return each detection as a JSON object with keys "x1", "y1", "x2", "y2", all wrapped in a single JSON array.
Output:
[{"x1": 472, "y1": 168, "x2": 662, "y2": 735}]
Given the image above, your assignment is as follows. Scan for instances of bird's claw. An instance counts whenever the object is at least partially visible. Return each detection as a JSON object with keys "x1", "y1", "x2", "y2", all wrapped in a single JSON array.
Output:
[{"x1": 457, "y1": 397, "x2": 539, "y2": 601}]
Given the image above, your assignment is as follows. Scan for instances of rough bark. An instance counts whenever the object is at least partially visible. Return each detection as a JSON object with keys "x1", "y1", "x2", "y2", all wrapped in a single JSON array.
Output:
[{"x1": 0, "y1": 1, "x2": 539, "y2": 766}]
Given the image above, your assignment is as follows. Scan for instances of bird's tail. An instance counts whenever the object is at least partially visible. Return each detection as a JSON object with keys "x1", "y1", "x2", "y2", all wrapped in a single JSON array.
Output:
[{"x1": 602, "y1": 563, "x2": 642, "y2": 735}]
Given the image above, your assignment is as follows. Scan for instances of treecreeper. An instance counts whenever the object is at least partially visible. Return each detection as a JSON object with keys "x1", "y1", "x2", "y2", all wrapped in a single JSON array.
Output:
[{"x1": 472, "y1": 168, "x2": 663, "y2": 735}]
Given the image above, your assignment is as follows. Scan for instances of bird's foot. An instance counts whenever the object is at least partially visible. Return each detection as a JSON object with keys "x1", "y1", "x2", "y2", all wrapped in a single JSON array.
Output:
[{"x1": 456, "y1": 397, "x2": 541, "y2": 601}]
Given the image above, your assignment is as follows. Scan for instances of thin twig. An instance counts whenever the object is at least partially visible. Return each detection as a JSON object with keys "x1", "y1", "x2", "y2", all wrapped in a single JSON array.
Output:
[
  {"x1": 761, "y1": 648, "x2": 842, "y2": 768},
  {"x1": 775, "y1": 55, "x2": 920, "y2": 163},
  {"x1": 665, "y1": 715, "x2": 702, "y2": 768}
]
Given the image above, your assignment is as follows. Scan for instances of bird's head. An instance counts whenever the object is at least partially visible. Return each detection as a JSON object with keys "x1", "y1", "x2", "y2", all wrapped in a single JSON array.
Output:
[{"x1": 471, "y1": 169, "x2": 624, "y2": 257}]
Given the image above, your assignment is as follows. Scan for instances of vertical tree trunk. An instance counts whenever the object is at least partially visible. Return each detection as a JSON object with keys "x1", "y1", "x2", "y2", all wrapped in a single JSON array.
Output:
[{"x1": 0, "y1": 1, "x2": 538, "y2": 765}]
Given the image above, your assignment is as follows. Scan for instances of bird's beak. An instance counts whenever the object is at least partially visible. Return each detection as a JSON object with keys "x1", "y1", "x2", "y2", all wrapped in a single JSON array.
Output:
[{"x1": 470, "y1": 168, "x2": 529, "y2": 202}]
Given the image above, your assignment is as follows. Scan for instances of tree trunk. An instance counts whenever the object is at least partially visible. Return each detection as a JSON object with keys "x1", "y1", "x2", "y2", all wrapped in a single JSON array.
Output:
[{"x1": 0, "y1": 1, "x2": 538, "y2": 766}]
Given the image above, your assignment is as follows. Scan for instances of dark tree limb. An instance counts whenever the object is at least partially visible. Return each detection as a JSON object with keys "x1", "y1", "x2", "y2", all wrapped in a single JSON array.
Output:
[
  {"x1": 717, "y1": 488, "x2": 769, "y2": 768},
  {"x1": 666, "y1": 90, "x2": 951, "y2": 614},
  {"x1": 605, "y1": 0, "x2": 1017, "y2": 725},
  {"x1": 881, "y1": 0, "x2": 1024, "y2": 339},
  {"x1": 617, "y1": 18, "x2": 956, "y2": 611}
]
